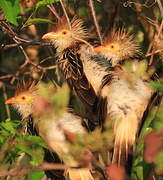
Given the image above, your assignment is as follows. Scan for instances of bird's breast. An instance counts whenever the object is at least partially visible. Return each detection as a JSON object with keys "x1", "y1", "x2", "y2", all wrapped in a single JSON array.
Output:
[{"x1": 102, "y1": 78, "x2": 153, "y2": 121}]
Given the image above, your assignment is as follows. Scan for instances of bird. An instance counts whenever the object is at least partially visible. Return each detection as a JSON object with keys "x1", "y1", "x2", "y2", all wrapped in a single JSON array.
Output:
[
  {"x1": 94, "y1": 28, "x2": 142, "y2": 67},
  {"x1": 5, "y1": 81, "x2": 64, "y2": 179},
  {"x1": 93, "y1": 28, "x2": 154, "y2": 164},
  {"x1": 41, "y1": 17, "x2": 113, "y2": 127},
  {"x1": 41, "y1": 18, "x2": 154, "y2": 165},
  {"x1": 5, "y1": 81, "x2": 94, "y2": 180}
]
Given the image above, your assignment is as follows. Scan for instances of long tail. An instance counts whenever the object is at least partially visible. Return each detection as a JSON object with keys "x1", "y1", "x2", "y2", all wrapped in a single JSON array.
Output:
[
  {"x1": 67, "y1": 168, "x2": 94, "y2": 180},
  {"x1": 112, "y1": 112, "x2": 138, "y2": 164}
]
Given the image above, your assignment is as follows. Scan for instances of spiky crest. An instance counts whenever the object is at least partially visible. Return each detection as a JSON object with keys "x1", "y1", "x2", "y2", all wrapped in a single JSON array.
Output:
[
  {"x1": 15, "y1": 80, "x2": 37, "y2": 96},
  {"x1": 52, "y1": 16, "x2": 89, "y2": 41},
  {"x1": 102, "y1": 28, "x2": 142, "y2": 65}
]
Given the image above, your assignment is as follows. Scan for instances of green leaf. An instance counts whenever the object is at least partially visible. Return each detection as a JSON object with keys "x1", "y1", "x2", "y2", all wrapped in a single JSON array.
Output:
[
  {"x1": 23, "y1": 18, "x2": 55, "y2": 28},
  {"x1": 155, "y1": 150, "x2": 163, "y2": 174},
  {"x1": 131, "y1": 107, "x2": 157, "y2": 180},
  {"x1": 135, "y1": 60, "x2": 148, "y2": 77},
  {"x1": 27, "y1": 171, "x2": 44, "y2": 180},
  {"x1": 51, "y1": 83, "x2": 70, "y2": 117},
  {"x1": 16, "y1": 143, "x2": 35, "y2": 156},
  {"x1": 0, "y1": 0, "x2": 20, "y2": 26},
  {"x1": 16, "y1": 141, "x2": 44, "y2": 166},
  {"x1": 36, "y1": 0, "x2": 60, "y2": 10},
  {"x1": 151, "y1": 107, "x2": 163, "y2": 131},
  {"x1": 0, "y1": 119, "x2": 20, "y2": 135},
  {"x1": 23, "y1": 135, "x2": 47, "y2": 148},
  {"x1": 38, "y1": 82, "x2": 70, "y2": 118},
  {"x1": 150, "y1": 81, "x2": 163, "y2": 92}
]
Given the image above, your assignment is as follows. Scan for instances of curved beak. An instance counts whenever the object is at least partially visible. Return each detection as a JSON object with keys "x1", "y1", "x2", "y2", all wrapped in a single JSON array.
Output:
[
  {"x1": 42, "y1": 32, "x2": 57, "y2": 39},
  {"x1": 5, "y1": 97, "x2": 15, "y2": 104},
  {"x1": 93, "y1": 46, "x2": 107, "y2": 52}
]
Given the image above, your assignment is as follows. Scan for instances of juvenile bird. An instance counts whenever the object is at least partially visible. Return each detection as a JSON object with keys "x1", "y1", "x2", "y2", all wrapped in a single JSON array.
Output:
[
  {"x1": 94, "y1": 28, "x2": 154, "y2": 164},
  {"x1": 94, "y1": 28, "x2": 142, "y2": 67},
  {"x1": 5, "y1": 82, "x2": 64, "y2": 179},
  {"x1": 5, "y1": 82, "x2": 94, "y2": 180},
  {"x1": 42, "y1": 17, "x2": 98, "y2": 127},
  {"x1": 42, "y1": 17, "x2": 113, "y2": 126}
]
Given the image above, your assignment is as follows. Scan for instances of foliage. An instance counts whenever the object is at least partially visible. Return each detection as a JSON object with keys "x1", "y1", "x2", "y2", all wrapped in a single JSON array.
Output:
[
  {"x1": 22, "y1": 18, "x2": 55, "y2": 28},
  {"x1": 0, "y1": 119, "x2": 46, "y2": 179},
  {"x1": 150, "y1": 81, "x2": 163, "y2": 92},
  {"x1": 0, "y1": 0, "x2": 162, "y2": 179},
  {"x1": 0, "y1": 0, "x2": 20, "y2": 26},
  {"x1": 36, "y1": 0, "x2": 61, "y2": 9}
]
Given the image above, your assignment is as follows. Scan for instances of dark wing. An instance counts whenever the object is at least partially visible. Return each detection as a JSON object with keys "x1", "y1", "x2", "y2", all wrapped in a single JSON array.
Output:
[
  {"x1": 58, "y1": 46, "x2": 97, "y2": 108},
  {"x1": 96, "y1": 96, "x2": 108, "y2": 127},
  {"x1": 99, "y1": 73, "x2": 115, "y2": 93},
  {"x1": 27, "y1": 115, "x2": 38, "y2": 136},
  {"x1": 27, "y1": 116, "x2": 65, "y2": 180},
  {"x1": 44, "y1": 149, "x2": 65, "y2": 180}
]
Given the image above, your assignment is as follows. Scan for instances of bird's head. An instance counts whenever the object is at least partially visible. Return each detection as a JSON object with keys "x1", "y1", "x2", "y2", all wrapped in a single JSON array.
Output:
[
  {"x1": 42, "y1": 17, "x2": 89, "y2": 52},
  {"x1": 5, "y1": 82, "x2": 37, "y2": 118},
  {"x1": 94, "y1": 28, "x2": 141, "y2": 66}
]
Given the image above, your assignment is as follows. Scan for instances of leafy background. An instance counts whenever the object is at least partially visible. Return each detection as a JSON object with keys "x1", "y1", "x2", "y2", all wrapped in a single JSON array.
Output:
[{"x1": 0, "y1": 0, "x2": 163, "y2": 179}]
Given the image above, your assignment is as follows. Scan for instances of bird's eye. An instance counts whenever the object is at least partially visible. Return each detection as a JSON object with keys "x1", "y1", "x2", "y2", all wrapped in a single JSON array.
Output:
[
  {"x1": 111, "y1": 45, "x2": 114, "y2": 49},
  {"x1": 62, "y1": 31, "x2": 67, "y2": 35},
  {"x1": 21, "y1": 96, "x2": 26, "y2": 100}
]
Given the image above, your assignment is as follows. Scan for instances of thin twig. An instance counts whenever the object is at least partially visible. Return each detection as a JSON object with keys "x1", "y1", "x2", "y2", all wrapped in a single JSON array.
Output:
[
  {"x1": 0, "y1": 42, "x2": 51, "y2": 50},
  {"x1": 39, "y1": 56, "x2": 54, "y2": 64},
  {"x1": 2, "y1": 85, "x2": 11, "y2": 119},
  {"x1": 38, "y1": 162, "x2": 69, "y2": 170},
  {"x1": 146, "y1": 49, "x2": 163, "y2": 57},
  {"x1": 0, "y1": 74, "x2": 14, "y2": 80},
  {"x1": 0, "y1": 162, "x2": 73, "y2": 177},
  {"x1": 87, "y1": 0, "x2": 103, "y2": 44},
  {"x1": 156, "y1": 0, "x2": 163, "y2": 17},
  {"x1": 43, "y1": 65, "x2": 57, "y2": 70},
  {"x1": 60, "y1": 0, "x2": 71, "y2": 30},
  {"x1": 47, "y1": 4, "x2": 61, "y2": 20},
  {"x1": 149, "y1": 20, "x2": 163, "y2": 65},
  {"x1": 0, "y1": 17, "x2": 57, "y2": 83}
]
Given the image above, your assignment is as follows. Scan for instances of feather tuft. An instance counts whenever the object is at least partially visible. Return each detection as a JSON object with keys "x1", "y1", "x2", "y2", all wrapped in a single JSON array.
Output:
[
  {"x1": 98, "y1": 28, "x2": 142, "y2": 66},
  {"x1": 67, "y1": 168, "x2": 94, "y2": 180},
  {"x1": 15, "y1": 80, "x2": 38, "y2": 96},
  {"x1": 111, "y1": 110, "x2": 139, "y2": 164},
  {"x1": 52, "y1": 16, "x2": 89, "y2": 41}
]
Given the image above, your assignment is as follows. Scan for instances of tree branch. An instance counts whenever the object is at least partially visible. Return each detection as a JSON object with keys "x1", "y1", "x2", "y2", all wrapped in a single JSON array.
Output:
[{"x1": 87, "y1": 0, "x2": 103, "y2": 44}]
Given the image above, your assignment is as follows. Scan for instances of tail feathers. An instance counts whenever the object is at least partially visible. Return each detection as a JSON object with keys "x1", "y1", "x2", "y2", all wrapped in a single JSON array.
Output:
[
  {"x1": 112, "y1": 112, "x2": 138, "y2": 164},
  {"x1": 67, "y1": 168, "x2": 94, "y2": 180}
]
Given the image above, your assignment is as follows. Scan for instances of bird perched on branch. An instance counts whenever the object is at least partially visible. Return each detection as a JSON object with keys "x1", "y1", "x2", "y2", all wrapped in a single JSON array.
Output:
[
  {"x1": 42, "y1": 17, "x2": 113, "y2": 127},
  {"x1": 94, "y1": 28, "x2": 154, "y2": 164},
  {"x1": 5, "y1": 82, "x2": 94, "y2": 180}
]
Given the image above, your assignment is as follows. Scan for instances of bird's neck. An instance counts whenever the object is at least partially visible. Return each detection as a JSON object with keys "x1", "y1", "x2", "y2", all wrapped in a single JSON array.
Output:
[
  {"x1": 14, "y1": 103, "x2": 33, "y2": 119},
  {"x1": 55, "y1": 40, "x2": 82, "y2": 55}
]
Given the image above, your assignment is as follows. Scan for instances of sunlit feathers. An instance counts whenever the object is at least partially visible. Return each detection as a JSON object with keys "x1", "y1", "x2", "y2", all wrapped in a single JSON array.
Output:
[
  {"x1": 42, "y1": 17, "x2": 89, "y2": 52},
  {"x1": 5, "y1": 81, "x2": 38, "y2": 119},
  {"x1": 94, "y1": 28, "x2": 142, "y2": 66}
]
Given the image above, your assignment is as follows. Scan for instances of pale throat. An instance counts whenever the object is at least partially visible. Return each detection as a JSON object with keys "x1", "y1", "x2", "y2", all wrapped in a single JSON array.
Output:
[
  {"x1": 14, "y1": 103, "x2": 34, "y2": 119},
  {"x1": 54, "y1": 38, "x2": 76, "y2": 53}
]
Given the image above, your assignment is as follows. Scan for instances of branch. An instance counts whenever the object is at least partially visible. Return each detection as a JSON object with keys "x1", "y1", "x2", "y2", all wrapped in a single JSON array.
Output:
[
  {"x1": 156, "y1": 0, "x2": 163, "y2": 18},
  {"x1": 0, "y1": 42, "x2": 51, "y2": 50},
  {"x1": 2, "y1": 85, "x2": 11, "y2": 119},
  {"x1": 87, "y1": 0, "x2": 103, "y2": 44},
  {"x1": 149, "y1": 19, "x2": 163, "y2": 65},
  {"x1": 60, "y1": 0, "x2": 71, "y2": 30},
  {"x1": 146, "y1": 49, "x2": 163, "y2": 57},
  {"x1": 0, "y1": 20, "x2": 57, "y2": 83},
  {"x1": 47, "y1": 4, "x2": 61, "y2": 20},
  {"x1": 0, "y1": 162, "x2": 73, "y2": 177}
]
